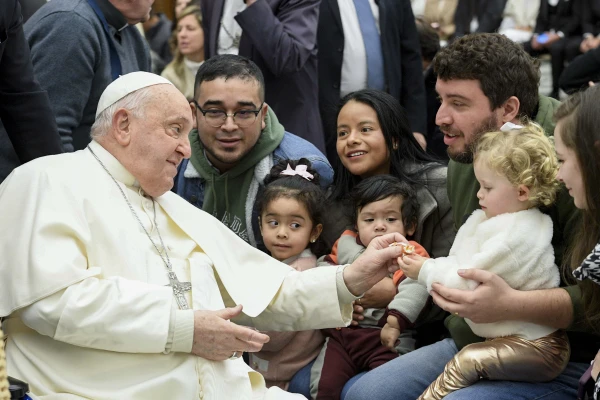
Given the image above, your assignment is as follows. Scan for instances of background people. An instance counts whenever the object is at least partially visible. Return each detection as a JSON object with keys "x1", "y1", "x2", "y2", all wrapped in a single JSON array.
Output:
[{"x1": 161, "y1": 5, "x2": 204, "y2": 100}]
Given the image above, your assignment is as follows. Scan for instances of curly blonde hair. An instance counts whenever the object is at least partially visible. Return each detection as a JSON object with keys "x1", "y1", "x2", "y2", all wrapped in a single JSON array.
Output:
[{"x1": 473, "y1": 122, "x2": 560, "y2": 207}]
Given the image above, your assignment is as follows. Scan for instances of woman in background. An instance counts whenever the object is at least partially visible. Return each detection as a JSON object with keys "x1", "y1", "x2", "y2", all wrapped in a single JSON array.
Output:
[{"x1": 161, "y1": 5, "x2": 204, "y2": 101}]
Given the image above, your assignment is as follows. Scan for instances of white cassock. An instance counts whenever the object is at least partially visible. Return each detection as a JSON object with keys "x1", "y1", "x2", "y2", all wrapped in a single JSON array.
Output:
[{"x1": 0, "y1": 141, "x2": 355, "y2": 399}]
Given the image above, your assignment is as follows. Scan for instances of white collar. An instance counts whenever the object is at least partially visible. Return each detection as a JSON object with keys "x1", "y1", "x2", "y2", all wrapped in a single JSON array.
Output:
[{"x1": 88, "y1": 140, "x2": 139, "y2": 188}]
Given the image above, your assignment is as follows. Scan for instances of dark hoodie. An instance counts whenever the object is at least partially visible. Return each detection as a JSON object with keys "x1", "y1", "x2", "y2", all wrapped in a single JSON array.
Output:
[{"x1": 187, "y1": 108, "x2": 285, "y2": 241}]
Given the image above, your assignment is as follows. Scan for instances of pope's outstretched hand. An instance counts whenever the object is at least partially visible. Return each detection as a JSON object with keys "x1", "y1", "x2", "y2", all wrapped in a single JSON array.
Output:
[{"x1": 343, "y1": 232, "x2": 404, "y2": 296}]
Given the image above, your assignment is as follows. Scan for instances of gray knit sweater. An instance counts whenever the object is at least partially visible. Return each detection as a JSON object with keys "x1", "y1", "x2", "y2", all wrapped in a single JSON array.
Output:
[{"x1": 25, "y1": 0, "x2": 151, "y2": 152}]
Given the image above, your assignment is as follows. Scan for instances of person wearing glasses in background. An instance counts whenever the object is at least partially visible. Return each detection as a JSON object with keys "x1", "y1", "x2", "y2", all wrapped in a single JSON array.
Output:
[{"x1": 174, "y1": 54, "x2": 333, "y2": 251}]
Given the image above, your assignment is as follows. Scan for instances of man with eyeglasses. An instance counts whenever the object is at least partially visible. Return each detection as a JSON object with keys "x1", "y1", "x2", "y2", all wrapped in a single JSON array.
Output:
[{"x1": 174, "y1": 54, "x2": 333, "y2": 250}]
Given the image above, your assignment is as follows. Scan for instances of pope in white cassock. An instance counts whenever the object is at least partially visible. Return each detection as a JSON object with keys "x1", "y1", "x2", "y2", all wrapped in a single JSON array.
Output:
[{"x1": 0, "y1": 72, "x2": 406, "y2": 399}]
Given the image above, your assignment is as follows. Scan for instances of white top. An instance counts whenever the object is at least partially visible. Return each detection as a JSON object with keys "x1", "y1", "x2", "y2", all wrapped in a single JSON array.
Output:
[
  {"x1": 411, "y1": 0, "x2": 426, "y2": 16},
  {"x1": 500, "y1": 0, "x2": 541, "y2": 30},
  {"x1": 184, "y1": 57, "x2": 204, "y2": 78},
  {"x1": 218, "y1": 0, "x2": 246, "y2": 55},
  {"x1": 1, "y1": 141, "x2": 356, "y2": 399},
  {"x1": 338, "y1": 0, "x2": 380, "y2": 97},
  {"x1": 417, "y1": 208, "x2": 560, "y2": 341}
]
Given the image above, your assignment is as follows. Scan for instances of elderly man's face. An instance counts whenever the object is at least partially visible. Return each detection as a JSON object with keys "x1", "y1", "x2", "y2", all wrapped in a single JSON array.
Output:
[
  {"x1": 127, "y1": 85, "x2": 193, "y2": 197},
  {"x1": 193, "y1": 77, "x2": 267, "y2": 173},
  {"x1": 111, "y1": 0, "x2": 155, "y2": 24}
]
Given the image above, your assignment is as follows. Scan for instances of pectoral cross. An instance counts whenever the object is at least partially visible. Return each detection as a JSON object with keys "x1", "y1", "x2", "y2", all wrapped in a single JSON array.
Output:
[{"x1": 167, "y1": 271, "x2": 192, "y2": 310}]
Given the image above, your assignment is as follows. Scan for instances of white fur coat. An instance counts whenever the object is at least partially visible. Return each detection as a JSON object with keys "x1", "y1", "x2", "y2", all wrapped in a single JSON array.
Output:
[{"x1": 418, "y1": 209, "x2": 559, "y2": 340}]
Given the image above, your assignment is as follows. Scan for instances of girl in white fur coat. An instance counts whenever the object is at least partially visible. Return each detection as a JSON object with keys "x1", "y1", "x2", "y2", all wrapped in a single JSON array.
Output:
[{"x1": 395, "y1": 123, "x2": 571, "y2": 400}]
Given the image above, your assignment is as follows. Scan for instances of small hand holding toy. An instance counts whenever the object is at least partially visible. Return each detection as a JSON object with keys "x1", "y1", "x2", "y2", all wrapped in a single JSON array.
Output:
[{"x1": 394, "y1": 245, "x2": 427, "y2": 280}]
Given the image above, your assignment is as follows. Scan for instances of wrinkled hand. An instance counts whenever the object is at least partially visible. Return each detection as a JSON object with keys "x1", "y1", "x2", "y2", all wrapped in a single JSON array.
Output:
[
  {"x1": 593, "y1": 350, "x2": 600, "y2": 381},
  {"x1": 398, "y1": 254, "x2": 427, "y2": 280},
  {"x1": 351, "y1": 278, "x2": 396, "y2": 325},
  {"x1": 380, "y1": 316, "x2": 401, "y2": 351},
  {"x1": 191, "y1": 304, "x2": 270, "y2": 361},
  {"x1": 343, "y1": 233, "x2": 405, "y2": 296},
  {"x1": 430, "y1": 269, "x2": 515, "y2": 323}
]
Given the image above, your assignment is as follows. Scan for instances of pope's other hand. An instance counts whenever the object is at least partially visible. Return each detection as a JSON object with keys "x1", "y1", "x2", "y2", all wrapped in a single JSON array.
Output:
[{"x1": 191, "y1": 304, "x2": 270, "y2": 360}]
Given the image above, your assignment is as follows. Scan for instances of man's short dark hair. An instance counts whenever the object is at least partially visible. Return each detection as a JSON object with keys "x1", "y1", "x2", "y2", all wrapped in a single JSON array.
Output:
[
  {"x1": 194, "y1": 54, "x2": 265, "y2": 101},
  {"x1": 433, "y1": 33, "x2": 541, "y2": 119},
  {"x1": 415, "y1": 17, "x2": 440, "y2": 63},
  {"x1": 351, "y1": 175, "x2": 419, "y2": 236}
]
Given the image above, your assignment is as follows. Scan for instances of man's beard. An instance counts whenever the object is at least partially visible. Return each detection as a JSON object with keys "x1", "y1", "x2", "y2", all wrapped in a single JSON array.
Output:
[{"x1": 445, "y1": 114, "x2": 499, "y2": 164}]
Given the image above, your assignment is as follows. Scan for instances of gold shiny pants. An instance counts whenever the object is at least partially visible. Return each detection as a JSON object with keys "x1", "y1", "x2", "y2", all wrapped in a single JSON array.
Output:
[{"x1": 419, "y1": 330, "x2": 570, "y2": 400}]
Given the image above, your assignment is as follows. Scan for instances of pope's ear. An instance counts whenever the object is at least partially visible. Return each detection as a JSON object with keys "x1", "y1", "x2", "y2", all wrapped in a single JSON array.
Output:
[{"x1": 112, "y1": 108, "x2": 132, "y2": 146}]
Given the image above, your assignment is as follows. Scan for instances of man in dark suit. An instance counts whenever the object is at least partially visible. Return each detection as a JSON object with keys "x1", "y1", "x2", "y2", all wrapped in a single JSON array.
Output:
[
  {"x1": 524, "y1": 0, "x2": 583, "y2": 98},
  {"x1": 18, "y1": 0, "x2": 48, "y2": 23},
  {"x1": 317, "y1": 0, "x2": 427, "y2": 163},
  {"x1": 0, "y1": 0, "x2": 62, "y2": 183},
  {"x1": 454, "y1": 0, "x2": 507, "y2": 37},
  {"x1": 200, "y1": 0, "x2": 325, "y2": 153}
]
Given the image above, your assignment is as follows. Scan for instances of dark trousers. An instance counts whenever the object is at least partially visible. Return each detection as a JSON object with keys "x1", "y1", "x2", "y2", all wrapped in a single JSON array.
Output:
[
  {"x1": 311, "y1": 327, "x2": 398, "y2": 400},
  {"x1": 454, "y1": 0, "x2": 507, "y2": 37},
  {"x1": 523, "y1": 36, "x2": 583, "y2": 96},
  {"x1": 559, "y1": 47, "x2": 600, "y2": 94}
]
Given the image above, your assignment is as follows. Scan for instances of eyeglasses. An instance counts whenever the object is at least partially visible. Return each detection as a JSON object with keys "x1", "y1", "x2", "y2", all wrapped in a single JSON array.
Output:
[{"x1": 193, "y1": 101, "x2": 264, "y2": 128}]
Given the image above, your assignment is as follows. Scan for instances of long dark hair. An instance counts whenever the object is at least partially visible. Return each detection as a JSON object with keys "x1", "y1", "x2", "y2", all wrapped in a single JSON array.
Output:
[
  {"x1": 555, "y1": 86, "x2": 600, "y2": 329},
  {"x1": 258, "y1": 159, "x2": 328, "y2": 256},
  {"x1": 330, "y1": 89, "x2": 443, "y2": 201}
]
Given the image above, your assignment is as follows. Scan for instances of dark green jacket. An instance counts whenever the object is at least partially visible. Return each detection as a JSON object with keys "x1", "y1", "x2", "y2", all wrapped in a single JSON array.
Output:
[{"x1": 444, "y1": 96, "x2": 595, "y2": 362}]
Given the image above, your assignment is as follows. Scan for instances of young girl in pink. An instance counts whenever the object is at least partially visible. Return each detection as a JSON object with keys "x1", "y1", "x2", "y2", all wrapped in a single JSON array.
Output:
[{"x1": 250, "y1": 158, "x2": 328, "y2": 391}]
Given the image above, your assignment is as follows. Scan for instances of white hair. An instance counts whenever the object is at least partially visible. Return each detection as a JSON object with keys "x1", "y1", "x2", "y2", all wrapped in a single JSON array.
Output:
[{"x1": 90, "y1": 85, "x2": 158, "y2": 139}]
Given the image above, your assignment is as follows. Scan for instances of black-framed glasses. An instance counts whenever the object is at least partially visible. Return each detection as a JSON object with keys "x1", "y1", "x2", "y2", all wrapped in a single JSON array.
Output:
[{"x1": 193, "y1": 101, "x2": 264, "y2": 128}]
